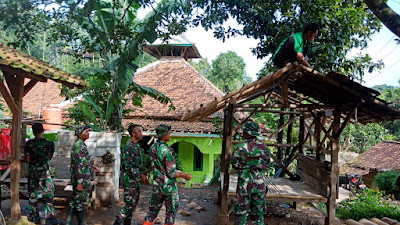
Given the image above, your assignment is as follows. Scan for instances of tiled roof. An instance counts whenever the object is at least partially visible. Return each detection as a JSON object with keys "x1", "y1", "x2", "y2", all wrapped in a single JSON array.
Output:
[
  {"x1": 127, "y1": 57, "x2": 224, "y2": 120},
  {"x1": 23, "y1": 80, "x2": 65, "y2": 116},
  {"x1": 347, "y1": 141, "x2": 400, "y2": 172},
  {"x1": 0, "y1": 43, "x2": 87, "y2": 88},
  {"x1": 122, "y1": 118, "x2": 217, "y2": 134}
]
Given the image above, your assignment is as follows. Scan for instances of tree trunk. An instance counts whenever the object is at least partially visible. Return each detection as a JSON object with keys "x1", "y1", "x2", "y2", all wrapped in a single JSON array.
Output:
[{"x1": 364, "y1": 0, "x2": 400, "y2": 38}]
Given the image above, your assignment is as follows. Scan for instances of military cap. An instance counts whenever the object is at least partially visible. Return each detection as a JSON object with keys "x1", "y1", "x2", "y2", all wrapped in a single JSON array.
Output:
[
  {"x1": 242, "y1": 121, "x2": 259, "y2": 136},
  {"x1": 75, "y1": 124, "x2": 90, "y2": 136},
  {"x1": 155, "y1": 124, "x2": 171, "y2": 137}
]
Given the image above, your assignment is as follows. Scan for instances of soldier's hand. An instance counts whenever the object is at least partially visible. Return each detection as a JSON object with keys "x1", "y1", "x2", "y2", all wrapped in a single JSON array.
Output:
[
  {"x1": 185, "y1": 173, "x2": 192, "y2": 181},
  {"x1": 92, "y1": 165, "x2": 100, "y2": 172},
  {"x1": 77, "y1": 183, "x2": 83, "y2": 191}
]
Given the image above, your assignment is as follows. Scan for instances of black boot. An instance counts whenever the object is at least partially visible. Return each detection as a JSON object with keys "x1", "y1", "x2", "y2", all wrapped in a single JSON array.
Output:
[
  {"x1": 66, "y1": 207, "x2": 76, "y2": 225},
  {"x1": 124, "y1": 214, "x2": 132, "y2": 225},
  {"x1": 113, "y1": 216, "x2": 123, "y2": 225},
  {"x1": 76, "y1": 210, "x2": 88, "y2": 225},
  {"x1": 46, "y1": 215, "x2": 65, "y2": 225}
]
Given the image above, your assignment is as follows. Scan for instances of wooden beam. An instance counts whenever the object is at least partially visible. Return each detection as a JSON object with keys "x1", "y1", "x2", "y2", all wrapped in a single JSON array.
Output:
[
  {"x1": 0, "y1": 65, "x2": 47, "y2": 82},
  {"x1": 282, "y1": 80, "x2": 289, "y2": 105},
  {"x1": 182, "y1": 64, "x2": 297, "y2": 121},
  {"x1": 270, "y1": 154, "x2": 295, "y2": 179},
  {"x1": 10, "y1": 74, "x2": 24, "y2": 220},
  {"x1": 231, "y1": 108, "x2": 258, "y2": 136},
  {"x1": 0, "y1": 78, "x2": 18, "y2": 114},
  {"x1": 218, "y1": 104, "x2": 235, "y2": 225},
  {"x1": 267, "y1": 115, "x2": 298, "y2": 140},
  {"x1": 299, "y1": 115, "x2": 305, "y2": 154},
  {"x1": 309, "y1": 109, "x2": 334, "y2": 143},
  {"x1": 23, "y1": 79, "x2": 39, "y2": 97},
  {"x1": 235, "y1": 109, "x2": 304, "y2": 114}
]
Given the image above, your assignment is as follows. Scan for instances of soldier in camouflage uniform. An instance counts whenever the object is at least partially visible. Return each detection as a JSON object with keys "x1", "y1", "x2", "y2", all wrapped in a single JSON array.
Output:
[
  {"x1": 66, "y1": 125, "x2": 99, "y2": 225},
  {"x1": 142, "y1": 124, "x2": 192, "y2": 225},
  {"x1": 25, "y1": 123, "x2": 64, "y2": 225},
  {"x1": 114, "y1": 124, "x2": 148, "y2": 225},
  {"x1": 231, "y1": 121, "x2": 271, "y2": 225}
]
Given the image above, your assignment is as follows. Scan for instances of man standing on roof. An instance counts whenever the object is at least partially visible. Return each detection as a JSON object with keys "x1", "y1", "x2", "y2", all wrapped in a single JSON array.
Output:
[
  {"x1": 25, "y1": 123, "x2": 64, "y2": 225},
  {"x1": 272, "y1": 23, "x2": 320, "y2": 68},
  {"x1": 231, "y1": 121, "x2": 271, "y2": 225},
  {"x1": 67, "y1": 125, "x2": 99, "y2": 225},
  {"x1": 113, "y1": 124, "x2": 148, "y2": 225},
  {"x1": 142, "y1": 124, "x2": 192, "y2": 225}
]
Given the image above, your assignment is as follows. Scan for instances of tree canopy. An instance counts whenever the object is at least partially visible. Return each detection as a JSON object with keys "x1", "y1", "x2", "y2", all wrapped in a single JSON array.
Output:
[{"x1": 187, "y1": 0, "x2": 383, "y2": 81}]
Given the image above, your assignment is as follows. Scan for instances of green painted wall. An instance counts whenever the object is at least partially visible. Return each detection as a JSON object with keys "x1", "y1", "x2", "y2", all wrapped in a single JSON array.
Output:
[{"x1": 168, "y1": 136, "x2": 222, "y2": 183}]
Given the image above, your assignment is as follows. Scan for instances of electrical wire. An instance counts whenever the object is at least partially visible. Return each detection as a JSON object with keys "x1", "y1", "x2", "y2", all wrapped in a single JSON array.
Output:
[
  {"x1": 372, "y1": 35, "x2": 395, "y2": 60},
  {"x1": 367, "y1": 57, "x2": 400, "y2": 81}
]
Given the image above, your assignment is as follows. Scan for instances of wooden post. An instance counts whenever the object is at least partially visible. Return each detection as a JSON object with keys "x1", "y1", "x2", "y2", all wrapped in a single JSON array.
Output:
[
  {"x1": 315, "y1": 112, "x2": 321, "y2": 161},
  {"x1": 10, "y1": 74, "x2": 24, "y2": 221},
  {"x1": 325, "y1": 109, "x2": 341, "y2": 225},
  {"x1": 218, "y1": 104, "x2": 235, "y2": 225},
  {"x1": 299, "y1": 115, "x2": 305, "y2": 155}
]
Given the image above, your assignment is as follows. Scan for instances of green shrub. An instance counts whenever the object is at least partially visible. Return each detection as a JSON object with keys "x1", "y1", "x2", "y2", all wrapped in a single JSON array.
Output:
[
  {"x1": 374, "y1": 171, "x2": 400, "y2": 194},
  {"x1": 336, "y1": 189, "x2": 400, "y2": 221}
]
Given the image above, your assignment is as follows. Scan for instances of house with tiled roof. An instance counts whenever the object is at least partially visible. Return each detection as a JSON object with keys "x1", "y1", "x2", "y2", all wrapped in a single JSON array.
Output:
[
  {"x1": 342, "y1": 141, "x2": 400, "y2": 186},
  {"x1": 124, "y1": 35, "x2": 225, "y2": 184}
]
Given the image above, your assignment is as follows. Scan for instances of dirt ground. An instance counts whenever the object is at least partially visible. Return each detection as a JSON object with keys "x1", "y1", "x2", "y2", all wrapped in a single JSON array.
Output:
[{"x1": 1, "y1": 186, "x2": 335, "y2": 225}]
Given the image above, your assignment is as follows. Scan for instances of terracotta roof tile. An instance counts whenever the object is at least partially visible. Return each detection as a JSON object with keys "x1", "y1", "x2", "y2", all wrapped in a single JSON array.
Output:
[
  {"x1": 127, "y1": 58, "x2": 224, "y2": 119},
  {"x1": 122, "y1": 118, "x2": 217, "y2": 133},
  {"x1": 0, "y1": 43, "x2": 87, "y2": 88},
  {"x1": 348, "y1": 141, "x2": 400, "y2": 171},
  {"x1": 23, "y1": 80, "x2": 65, "y2": 116}
]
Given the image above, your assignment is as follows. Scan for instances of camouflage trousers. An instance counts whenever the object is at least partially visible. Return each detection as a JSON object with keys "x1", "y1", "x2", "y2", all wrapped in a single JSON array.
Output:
[
  {"x1": 69, "y1": 185, "x2": 90, "y2": 212},
  {"x1": 117, "y1": 179, "x2": 141, "y2": 219},
  {"x1": 234, "y1": 181, "x2": 267, "y2": 225},
  {"x1": 144, "y1": 186, "x2": 179, "y2": 225},
  {"x1": 27, "y1": 166, "x2": 55, "y2": 219}
]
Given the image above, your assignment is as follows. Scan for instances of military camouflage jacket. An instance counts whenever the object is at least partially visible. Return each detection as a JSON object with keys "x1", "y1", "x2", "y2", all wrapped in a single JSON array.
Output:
[
  {"x1": 70, "y1": 139, "x2": 93, "y2": 190},
  {"x1": 121, "y1": 140, "x2": 142, "y2": 181},
  {"x1": 24, "y1": 138, "x2": 54, "y2": 167},
  {"x1": 231, "y1": 138, "x2": 270, "y2": 182},
  {"x1": 149, "y1": 140, "x2": 177, "y2": 192}
]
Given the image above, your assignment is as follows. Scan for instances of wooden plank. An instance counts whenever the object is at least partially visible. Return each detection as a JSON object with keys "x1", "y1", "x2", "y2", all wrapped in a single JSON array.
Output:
[
  {"x1": 235, "y1": 109, "x2": 303, "y2": 114},
  {"x1": 299, "y1": 115, "x2": 305, "y2": 154},
  {"x1": 297, "y1": 169, "x2": 329, "y2": 197},
  {"x1": 298, "y1": 155, "x2": 331, "y2": 184}
]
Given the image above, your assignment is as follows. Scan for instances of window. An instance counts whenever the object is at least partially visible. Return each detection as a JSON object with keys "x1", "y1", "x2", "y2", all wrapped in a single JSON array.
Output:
[{"x1": 193, "y1": 146, "x2": 203, "y2": 171}]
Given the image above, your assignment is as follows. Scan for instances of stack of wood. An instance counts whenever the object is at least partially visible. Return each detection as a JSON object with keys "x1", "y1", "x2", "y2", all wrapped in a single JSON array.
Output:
[{"x1": 346, "y1": 217, "x2": 400, "y2": 225}]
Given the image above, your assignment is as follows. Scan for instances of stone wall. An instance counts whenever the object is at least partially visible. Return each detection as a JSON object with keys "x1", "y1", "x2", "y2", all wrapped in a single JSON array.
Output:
[{"x1": 52, "y1": 131, "x2": 121, "y2": 205}]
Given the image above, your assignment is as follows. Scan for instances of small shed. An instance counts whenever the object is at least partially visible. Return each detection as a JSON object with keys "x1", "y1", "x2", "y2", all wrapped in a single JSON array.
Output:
[
  {"x1": 182, "y1": 63, "x2": 400, "y2": 225},
  {"x1": 0, "y1": 43, "x2": 86, "y2": 222}
]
